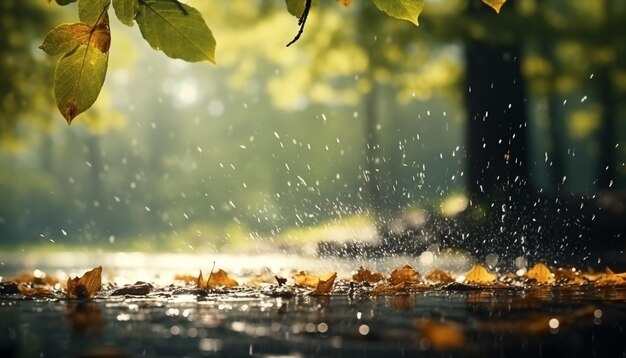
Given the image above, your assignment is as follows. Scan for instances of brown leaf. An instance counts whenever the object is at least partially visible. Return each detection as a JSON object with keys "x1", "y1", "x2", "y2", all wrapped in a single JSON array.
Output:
[
  {"x1": 464, "y1": 264, "x2": 496, "y2": 284},
  {"x1": 173, "y1": 274, "x2": 197, "y2": 284},
  {"x1": 293, "y1": 271, "x2": 335, "y2": 288},
  {"x1": 111, "y1": 282, "x2": 152, "y2": 296},
  {"x1": 18, "y1": 284, "x2": 57, "y2": 298},
  {"x1": 275, "y1": 275, "x2": 287, "y2": 287},
  {"x1": 593, "y1": 267, "x2": 626, "y2": 286},
  {"x1": 207, "y1": 269, "x2": 238, "y2": 288},
  {"x1": 425, "y1": 269, "x2": 455, "y2": 284},
  {"x1": 389, "y1": 265, "x2": 420, "y2": 285},
  {"x1": 8, "y1": 271, "x2": 59, "y2": 286},
  {"x1": 197, "y1": 270, "x2": 204, "y2": 288},
  {"x1": 371, "y1": 281, "x2": 408, "y2": 295},
  {"x1": 352, "y1": 266, "x2": 384, "y2": 283},
  {"x1": 416, "y1": 319, "x2": 465, "y2": 350},
  {"x1": 553, "y1": 267, "x2": 587, "y2": 285},
  {"x1": 310, "y1": 272, "x2": 337, "y2": 296},
  {"x1": 526, "y1": 263, "x2": 554, "y2": 284},
  {"x1": 67, "y1": 266, "x2": 102, "y2": 299}
]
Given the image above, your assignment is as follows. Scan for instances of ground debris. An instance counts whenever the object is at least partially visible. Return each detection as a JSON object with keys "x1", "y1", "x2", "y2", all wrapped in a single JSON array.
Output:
[{"x1": 111, "y1": 282, "x2": 153, "y2": 296}]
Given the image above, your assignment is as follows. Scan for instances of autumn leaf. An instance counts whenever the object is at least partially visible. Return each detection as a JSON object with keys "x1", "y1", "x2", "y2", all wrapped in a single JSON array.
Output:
[
  {"x1": 79, "y1": 0, "x2": 111, "y2": 25},
  {"x1": 18, "y1": 285, "x2": 57, "y2": 298},
  {"x1": 389, "y1": 265, "x2": 420, "y2": 285},
  {"x1": 67, "y1": 266, "x2": 102, "y2": 299},
  {"x1": 371, "y1": 281, "x2": 409, "y2": 295},
  {"x1": 482, "y1": 0, "x2": 507, "y2": 14},
  {"x1": 7, "y1": 271, "x2": 59, "y2": 286},
  {"x1": 553, "y1": 267, "x2": 587, "y2": 285},
  {"x1": 172, "y1": 274, "x2": 197, "y2": 284},
  {"x1": 425, "y1": 269, "x2": 455, "y2": 284},
  {"x1": 197, "y1": 270, "x2": 204, "y2": 288},
  {"x1": 293, "y1": 271, "x2": 335, "y2": 288},
  {"x1": 593, "y1": 268, "x2": 626, "y2": 286},
  {"x1": 526, "y1": 263, "x2": 554, "y2": 284},
  {"x1": 207, "y1": 269, "x2": 238, "y2": 288},
  {"x1": 111, "y1": 282, "x2": 152, "y2": 296},
  {"x1": 372, "y1": 0, "x2": 424, "y2": 26},
  {"x1": 464, "y1": 264, "x2": 496, "y2": 284},
  {"x1": 310, "y1": 272, "x2": 337, "y2": 296},
  {"x1": 352, "y1": 266, "x2": 384, "y2": 283}
]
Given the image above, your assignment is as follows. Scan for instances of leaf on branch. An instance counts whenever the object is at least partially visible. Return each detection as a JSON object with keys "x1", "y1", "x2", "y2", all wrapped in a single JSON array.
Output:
[
  {"x1": 285, "y1": 0, "x2": 307, "y2": 17},
  {"x1": 67, "y1": 266, "x2": 102, "y2": 299},
  {"x1": 372, "y1": 0, "x2": 424, "y2": 26},
  {"x1": 79, "y1": 0, "x2": 111, "y2": 25},
  {"x1": 136, "y1": 0, "x2": 216, "y2": 63},
  {"x1": 482, "y1": 0, "x2": 507, "y2": 14},
  {"x1": 40, "y1": 22, "x2": 110, "y2": 56},
  {"x1": 112, "y1": 0, "x2": 139, "y2": 27}
]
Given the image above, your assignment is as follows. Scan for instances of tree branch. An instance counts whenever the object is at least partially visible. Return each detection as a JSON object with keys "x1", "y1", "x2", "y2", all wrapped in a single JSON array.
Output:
[{"x1": 286, "y1": 0, "x2": 312, "y2": 47}]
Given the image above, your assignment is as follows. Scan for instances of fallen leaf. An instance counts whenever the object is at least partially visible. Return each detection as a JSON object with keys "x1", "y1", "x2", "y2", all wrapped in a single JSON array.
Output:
[
  {"x1": 310, "y1": 272, "x2": 337, "y2": 296},
  {"x1": 67, "y1": 266, "x2": 102, "y2": 299},
  {"x1": 293, "y1": 271, "x2": 335, "y2": 288},
  {"x1": 352, "y1": 266, "x2": 384, "y2": 283},
  {"x1": 173, "y1": 274, "x2": 197, "y2": 284},
  {"x1": 111, "y1": 282, "x2": 152, "y2": 296},
  {"x1": 207, "y1": 269, "x2": 238, "y2": 288},
  {"x1": 389, "y1": 265, "x2": 420, "y2": 285},
  {"x1": 464, "y1": 264, "x2": 496, "y2": 284},
  {"x1": 416, "y1": 319, "x2": 465, "y2": 350},
  {"x1": 526, "y1": 263, "x2": 554, "y2": 284},
  {"x1": 18, "y1": 284, "x2": 56, "y2": 298},
  {"x1": 197, "y1": 270, "x2": 204, "y2": 288},
  {"x1": 425, "y1": 269, "x2": 454, "y2": 284},
  {"x1": 371, "y1": 281, "x2": 408, "y2": 295},
  {"x1": 593, "y1": 267, "x2": 626, "y2": 286},
  {"x1": 553, "y1": 267, "x2": 587, "y2": 285},
  {"x1": 8, "y1": 271, "x2": 59, "y2": 286}
]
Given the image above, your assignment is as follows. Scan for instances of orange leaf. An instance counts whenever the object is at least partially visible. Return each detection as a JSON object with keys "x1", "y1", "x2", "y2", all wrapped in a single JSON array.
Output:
[
  {"x1": 173, "y1": 274, "x2": 198, "y2": 284},
  {"x1": 293, "y1": 271, "x2": 335, "y2": 288},
  {"x1": 526, "y1": 263, "x2": 554, "y2": 284},
  {"x1": 67, "y1": 266, "x2": 102, "y2": 299},
  {"x1": 207, "y1": 269, "x2": 238, "y2": 288},
  {"x1": 353, "y1": 266, "x2": 384, "y2": 283},
  {"x1": 370, "y1": 281, "x2": 408, "y2": 295},
  {"x1": 425, "y1": 269, "x2": 454, "y2": 284},
  {"x1": 464, "y1": 264, "x2": 495, "y2": 284},
  {"x1": 389, "y1": 265, "x2": 420, "y2": 285},
  {"x1": 310, "y1": 272, "x2": 337, "y2": 296}
]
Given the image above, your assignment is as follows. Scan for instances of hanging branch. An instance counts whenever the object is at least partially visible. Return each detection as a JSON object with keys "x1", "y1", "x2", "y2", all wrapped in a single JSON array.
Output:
[{"x1": 286, "y1": 0, "x2": 312, "y2": 47}]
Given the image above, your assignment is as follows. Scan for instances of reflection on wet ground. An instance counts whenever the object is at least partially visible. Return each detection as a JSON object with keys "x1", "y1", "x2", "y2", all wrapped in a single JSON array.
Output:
[{"x1": 2, "y1": 287, "x2": 626, "y2": 357}]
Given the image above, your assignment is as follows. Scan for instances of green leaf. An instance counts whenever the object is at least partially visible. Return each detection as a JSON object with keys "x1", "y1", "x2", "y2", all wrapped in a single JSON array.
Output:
[
  {"x1": 112, "y1": 0, "x2": 138, "y2": 26},
  {"x1": 372, "y1": 0, "x2": 423, "y2": 26},
  {"x1": 285, "y1": 0, "x2": 306, "y2": 17},
  {"x1": 78, "y1": 0, "x2": 110, "y2": 24},
  {"x1": 53, "y1": 14, "x2": 110, "y2": 123},
  {"x1": 136, "y1": 0, "x2": 215, "y2": 63},
  {"x1": 40, "y1": 22, "x2": 110, "y2": 56}
]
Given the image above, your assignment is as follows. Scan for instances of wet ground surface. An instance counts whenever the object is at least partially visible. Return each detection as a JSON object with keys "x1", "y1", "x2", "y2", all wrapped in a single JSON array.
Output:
[
  {"x1": 2, "y1": 253, "x2": 626, "y2": 357},
  {"x1": 2, "y1": 286, "x2": 626, "y2": 357}
]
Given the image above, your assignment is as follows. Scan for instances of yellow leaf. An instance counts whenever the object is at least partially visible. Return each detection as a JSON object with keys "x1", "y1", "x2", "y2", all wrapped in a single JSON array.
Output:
[
  {"x1": 482, "y1": 0, "x2": 507, "y2": 14},
  {"x1": 464, "y1": 264, "x2": 496, "y2": 284},
  {"x1": 526, "y1": 263, "x2": 554, "y2": 284},
  {"x1": 293, "y1": 271, "x2": 335, "y2": 288}
]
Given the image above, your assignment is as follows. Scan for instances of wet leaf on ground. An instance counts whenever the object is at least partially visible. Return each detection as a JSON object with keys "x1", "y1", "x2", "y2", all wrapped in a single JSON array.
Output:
[
  {"x1": 293, "y1": 271, "x2": 335, "y2": 288},
  {"x1": 389, "y1": 265, "x2": 420, "y2": 285},
  {"x1": 527, "y1": 263, "x2": 554, "y2": 284},
  {"x1": 207, "y1": 269, "x2": 238, "y2": 288},
  {"x1": 18, "y1": 284, "x2": 57, "y2": 298},
  {"x1": 67, "y1": 266, "x2": 102, "y2": 299},
  {"x1": 464, "y1": 264, "x2": 496, "y2": 285},
  {"x1": 425, "y1": 269, "x2": 454, "y2": 284},
  {"x1": 353, "y1": 266, "x2": 384, "y2": 284},
  {"x1": 111, "y1": 282, "x2": 153, "y2": 296},
  {"x1": 310, "y1": 272, "x2": 337, "y2": 296}
]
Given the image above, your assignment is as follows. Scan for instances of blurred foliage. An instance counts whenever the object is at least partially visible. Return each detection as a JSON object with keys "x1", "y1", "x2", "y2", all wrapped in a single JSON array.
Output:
[{"x1": 0, "y1": 0, "x2": 624, "y2": 251}]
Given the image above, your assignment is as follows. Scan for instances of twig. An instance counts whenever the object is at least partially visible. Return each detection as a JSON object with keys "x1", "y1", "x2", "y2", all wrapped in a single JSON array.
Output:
[
  {"x1": 286, "y1": 0, "x2": 312, "y2": 47},
  {"x1": 206, "y1": 261, "x2": 216, "y2": 289}
]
